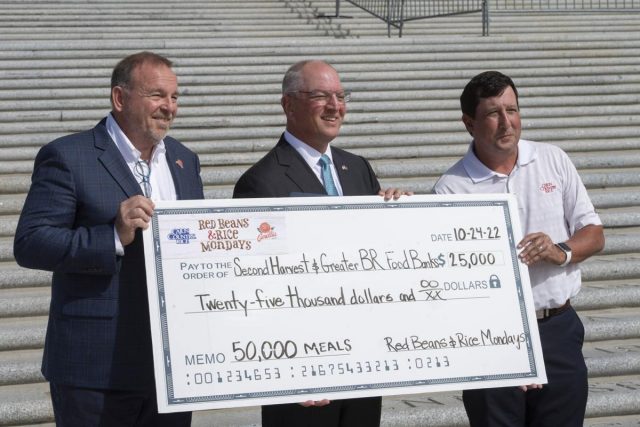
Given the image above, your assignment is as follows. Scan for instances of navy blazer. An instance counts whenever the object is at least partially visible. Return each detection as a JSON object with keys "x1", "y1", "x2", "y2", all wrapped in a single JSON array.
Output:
[
  {"x1": 233, "y1": 134, "x2": 381, "y2": 198},
  {"x1": 14, "y1": 118, "x2": 204, "y2": 390}
]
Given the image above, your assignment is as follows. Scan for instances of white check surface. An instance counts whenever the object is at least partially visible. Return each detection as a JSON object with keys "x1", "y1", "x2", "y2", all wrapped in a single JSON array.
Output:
[{"x1": 143, "y1": 194, "x2": 546, "y2": 412}]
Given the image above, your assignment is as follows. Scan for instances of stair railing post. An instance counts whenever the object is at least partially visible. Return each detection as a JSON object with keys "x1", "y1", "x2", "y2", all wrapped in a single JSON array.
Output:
[{"x1": 482, "y1": 0, "x2": 490, "y2": 36}]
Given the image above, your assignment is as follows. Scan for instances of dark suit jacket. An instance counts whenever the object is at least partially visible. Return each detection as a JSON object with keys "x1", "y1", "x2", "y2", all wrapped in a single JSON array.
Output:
[
  {"x1": 14, "y1": 118, "x2": 204, "y2": 390},
  {"x1": 233, "y1": 134, "x2": 381, "y2": 198},
  {"x1": 233, "y1": 135, "x2": 383, "y2": 424}
]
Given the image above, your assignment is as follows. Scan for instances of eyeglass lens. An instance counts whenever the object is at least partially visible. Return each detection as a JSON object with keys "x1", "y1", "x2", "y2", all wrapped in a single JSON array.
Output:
[{"x1": 298, "y1": 90, "x2": 350, "y2": 104}]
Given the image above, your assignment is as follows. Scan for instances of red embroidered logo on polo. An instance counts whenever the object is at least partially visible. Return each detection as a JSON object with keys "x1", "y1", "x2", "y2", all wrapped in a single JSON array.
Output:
[{"x1": 540, "y1": 182, "x2": 557, "y2": 193}]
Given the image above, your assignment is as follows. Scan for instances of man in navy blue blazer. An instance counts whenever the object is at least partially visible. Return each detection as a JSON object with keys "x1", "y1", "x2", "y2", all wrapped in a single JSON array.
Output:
[{"x1": 14, "y1": 52, "x2": 203, "y2": 426}]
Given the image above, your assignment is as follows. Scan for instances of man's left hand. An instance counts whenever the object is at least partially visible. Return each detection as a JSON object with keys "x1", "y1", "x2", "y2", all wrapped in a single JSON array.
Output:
[{"x1": 517, "y1": 232, "x2": 565, "y2": 266}]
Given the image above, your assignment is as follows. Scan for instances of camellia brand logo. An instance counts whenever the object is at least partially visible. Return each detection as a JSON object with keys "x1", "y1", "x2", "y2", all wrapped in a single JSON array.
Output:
[
  {"x1": 257, "y1": 222, "x2": 277, "y2": 242},
  {"x1": 167, "y1": 228, "x2": 196, "y2": 244}
]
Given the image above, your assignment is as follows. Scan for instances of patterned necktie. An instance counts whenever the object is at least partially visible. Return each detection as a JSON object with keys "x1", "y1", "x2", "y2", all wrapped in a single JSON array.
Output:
[{"x1": 318, "y1": 154, "x2": 339, "y2": 196}]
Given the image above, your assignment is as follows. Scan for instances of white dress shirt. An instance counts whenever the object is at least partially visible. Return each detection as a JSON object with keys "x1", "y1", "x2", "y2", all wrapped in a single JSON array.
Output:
[
  {"x1": 106, "y1": 113, "x2": 177, "y2": 254},
  {"x1": 283, "y1": 130, "x2": 344, "y2": 196}
]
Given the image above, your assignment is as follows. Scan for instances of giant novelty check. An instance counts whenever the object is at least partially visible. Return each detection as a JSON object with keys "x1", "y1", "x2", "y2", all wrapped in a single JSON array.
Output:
[{"x1": 143, "y1": 194, "x2": 546, "y2": 413}]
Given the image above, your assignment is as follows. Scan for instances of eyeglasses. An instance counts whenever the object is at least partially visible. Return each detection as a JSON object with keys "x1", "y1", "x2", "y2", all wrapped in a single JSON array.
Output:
[
  {"x1": 134, "y1": 160, "x2": 152, "y2": 198},
  {"x1": 291, "y1": 90, "x2": 351, "y2": 105}
]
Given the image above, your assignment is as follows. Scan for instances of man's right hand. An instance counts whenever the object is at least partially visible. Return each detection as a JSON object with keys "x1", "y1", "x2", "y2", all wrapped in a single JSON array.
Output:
[
  {"x1": 115, "y1": 195, "x2": 155, "y2": 246},
  {"x1": 300, "y1": 399, "x2": 331, "y2": 407}
]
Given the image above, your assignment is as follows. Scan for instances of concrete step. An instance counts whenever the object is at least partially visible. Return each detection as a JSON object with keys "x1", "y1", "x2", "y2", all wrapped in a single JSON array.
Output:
[
  {"x1": 0, "y1": 287, "x2": 50, "y2": 318},
  {"x1": 2, "y1": 151, "x2": 639, "y2": 190},
  {"x1": 3, "y1": 119, "x2": 640, "y2": 149},
  {"x1": 580, "y1": 308, "x2": 640, "y2": 342},
  {"x1": 1, "y1": 137, "x2": 639, "y2": 169},
  {"x1": 582, "y1": 254, "x2": 640, "y2": 282},
  {"x1": 2, "y1": 62, "x2": 639, "y2": 88},
  {"x1": 379, "y1": 374, "x2": 640, "y2": 427},
  {"x1": 3, "y1": 69, "x2": 639, "y2": 99},
  {"x1": 0, "y1": 316, "x2": 46, "y2": 352},
  {"x1": 0, "y1": 238, "x2": 13, "y2": 262},
  {"x1": 3, "y1": 111, "x2": 640, "y2": 137},
  {"x1": 0, "y1": 349, "x2": 43, "y2": 387},
  {"x1": 2, "y1": 43, "x2": 640, "y2": 69},
  {"x1": 2, "y1": 368, "x2": 638, "y2": 426},
  {"x1": 5, "y1": 138, "x2": 638, "y2": 171},
  {"x1": 0, "y1": 382, "x2": 52, "y2": 426},
  {"x1": 0, "y1": 264, "x2": 50, "y2": 290},
  {"x1": 3, "y1": 98, "x2": 640, "y2": 128},
  {"x1": 583, "y1": 338, "x2": 640, "y2": 379},
  {"x1": 2, "y1": 34, "x2": 640, "y2": 59},
  {"x1": 575, "y1": 278, "x2": 640, "y2": 311}
]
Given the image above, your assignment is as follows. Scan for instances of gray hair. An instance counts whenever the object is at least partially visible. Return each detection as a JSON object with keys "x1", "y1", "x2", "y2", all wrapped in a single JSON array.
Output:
[
  {"x1": 111, "y1": 51, "x2": 173, "y2": 90},
  {"x1": 282, "y1": 60, "x2": 337, "y2": 94}
]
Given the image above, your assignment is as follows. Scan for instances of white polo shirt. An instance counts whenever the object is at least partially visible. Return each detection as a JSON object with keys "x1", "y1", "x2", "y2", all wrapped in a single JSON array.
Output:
[{"x1": 433, "y1": 139, "x2": 602, "y2": 310}]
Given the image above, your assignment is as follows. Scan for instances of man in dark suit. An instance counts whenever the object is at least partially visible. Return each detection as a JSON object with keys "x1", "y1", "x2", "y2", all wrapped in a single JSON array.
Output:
[
  {"x1": 234, "y1": 60, "x2": 404, "y2": 427},
  {"x1": 14, "y1": 51, "x2": 203, "y2": 426}
]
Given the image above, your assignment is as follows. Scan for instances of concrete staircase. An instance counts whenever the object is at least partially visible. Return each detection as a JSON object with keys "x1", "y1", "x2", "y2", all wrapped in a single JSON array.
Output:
[{"x1": 1, "y1": 0, "x2": 639, "y2": 425}]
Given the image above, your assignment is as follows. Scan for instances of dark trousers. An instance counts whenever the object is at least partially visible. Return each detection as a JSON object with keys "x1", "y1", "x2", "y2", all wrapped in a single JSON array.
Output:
[
  {"x1": 463, "y1": 307, "x2": 588, "y2": 426},
  {"x1": 49, "y1": 382, "x2": 192, "y2": 427},
  {"x1": 262, "y1": 396, "x2": 382, "y2": 427}
]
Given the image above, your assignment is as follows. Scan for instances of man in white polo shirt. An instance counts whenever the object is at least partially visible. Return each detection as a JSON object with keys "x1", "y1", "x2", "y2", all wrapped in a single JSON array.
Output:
[{"x1": 433, "y1": 70, "x2": 604, "y2": 426}]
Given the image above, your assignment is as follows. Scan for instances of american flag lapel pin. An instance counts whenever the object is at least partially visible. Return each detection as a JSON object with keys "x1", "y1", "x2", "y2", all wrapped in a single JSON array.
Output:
[{"x1": 175, "y1": 159, "x2": 184, "y2": 169}]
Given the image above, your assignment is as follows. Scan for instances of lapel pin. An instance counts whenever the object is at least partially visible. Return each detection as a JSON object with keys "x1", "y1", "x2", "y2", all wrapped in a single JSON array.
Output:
[
  {"x1": 341, "y1": 165, "x2": 348, "y2": 171},
  {"x1": 175, "y1": 159, "x2": 184, "y2": 169}
]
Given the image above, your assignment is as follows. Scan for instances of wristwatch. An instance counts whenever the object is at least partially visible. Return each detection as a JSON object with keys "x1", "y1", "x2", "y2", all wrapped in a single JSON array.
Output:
[{"x1": 555, "y1": 242, "x2": 572, "y2": 267}]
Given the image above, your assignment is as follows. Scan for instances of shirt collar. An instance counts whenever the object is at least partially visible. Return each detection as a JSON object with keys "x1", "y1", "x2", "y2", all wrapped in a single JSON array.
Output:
[
  {"x1": 462, "y1": 139, "x2": 536, "y2": 183},
  {"x1": 284, "y1": 130, "x2": 335, "y2": 165},
  {"x1": 106, "y1": 113, "x2": 166, "y2": 164}
]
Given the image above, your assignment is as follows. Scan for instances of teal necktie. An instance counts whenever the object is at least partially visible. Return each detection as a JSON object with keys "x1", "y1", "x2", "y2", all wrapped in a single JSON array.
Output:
[{"x1": 319, "y1": 154, "x2": 339, "y2": 196}]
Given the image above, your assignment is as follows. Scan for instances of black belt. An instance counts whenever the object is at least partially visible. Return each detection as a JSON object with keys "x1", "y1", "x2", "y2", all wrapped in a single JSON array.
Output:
[{"x1": 536, "y1": 299, "x2": 571, "y2": 320}]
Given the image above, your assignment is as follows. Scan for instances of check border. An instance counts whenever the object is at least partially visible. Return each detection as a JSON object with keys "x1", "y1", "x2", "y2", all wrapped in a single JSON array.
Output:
[{"x1": 149, "y1": 199, "x2": 539, "y2": 406}]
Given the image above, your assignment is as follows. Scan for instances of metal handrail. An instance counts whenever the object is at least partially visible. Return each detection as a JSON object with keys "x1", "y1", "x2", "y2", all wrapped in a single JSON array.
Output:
[{"x1": 331, "y1": 0, "x2": 639, "y2": 36}]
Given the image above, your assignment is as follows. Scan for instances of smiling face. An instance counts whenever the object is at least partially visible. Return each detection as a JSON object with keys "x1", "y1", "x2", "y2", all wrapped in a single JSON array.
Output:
[
  {"x1": 111, "y1": 62, "x2": 178, "y2": 158},
  {"x1": 281, "y1": 61, "x2": 346, "y2": 153},
  {"x1": 463, "y1": 86, "x2": 522, "y2": 172}
]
